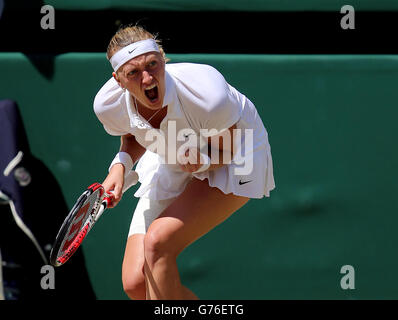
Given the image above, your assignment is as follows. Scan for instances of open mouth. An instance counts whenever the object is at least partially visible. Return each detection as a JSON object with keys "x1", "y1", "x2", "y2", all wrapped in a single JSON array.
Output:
[{"x1": 144, "y1": 84, "x2": 159, "y2": 103}]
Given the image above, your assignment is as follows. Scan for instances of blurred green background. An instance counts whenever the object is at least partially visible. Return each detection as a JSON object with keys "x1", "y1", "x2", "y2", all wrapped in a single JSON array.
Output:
[{"x1": 1, "y1": 53, "x2": 397, "y2": 299}]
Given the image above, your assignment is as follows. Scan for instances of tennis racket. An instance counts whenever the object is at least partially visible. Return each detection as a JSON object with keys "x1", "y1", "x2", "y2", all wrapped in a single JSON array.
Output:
[{"x1": 50, "y1": 171, "x2": 139, "y2": 267}]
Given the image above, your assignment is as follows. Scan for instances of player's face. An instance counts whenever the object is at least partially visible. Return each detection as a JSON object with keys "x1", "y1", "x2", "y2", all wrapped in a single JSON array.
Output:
[{"x1": 115, "y1": 52, "x2": 166, "y2": 110}]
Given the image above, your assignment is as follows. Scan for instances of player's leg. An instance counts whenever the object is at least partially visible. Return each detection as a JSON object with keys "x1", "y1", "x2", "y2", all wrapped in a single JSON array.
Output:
[
  {"x1": 122, "y1": 234, "x2": 146, "y2": 300},
  {"x1": 122, "y1": 225, "x2": 198, "y2": 300},
  {"x1": 143, "y1": 177, "x2": 249, "y2": 300},
  {"x1": 122, "y1": 196, "x2": 176, "y2": 300}
]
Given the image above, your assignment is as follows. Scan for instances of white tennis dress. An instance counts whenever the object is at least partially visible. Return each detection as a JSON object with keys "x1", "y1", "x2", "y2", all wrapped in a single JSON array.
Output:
[{"x1": 94, "y1": 63, "x2": 275, "y2": 234}]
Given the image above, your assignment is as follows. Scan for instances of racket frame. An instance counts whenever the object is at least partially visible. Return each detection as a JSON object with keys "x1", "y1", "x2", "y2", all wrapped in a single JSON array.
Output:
[
  {"x1": 50, "y1": 171, "x2": 139, "y2": 267},
  {"x1": 50, "y1": 183, "x2": 108, "y2": 266}
]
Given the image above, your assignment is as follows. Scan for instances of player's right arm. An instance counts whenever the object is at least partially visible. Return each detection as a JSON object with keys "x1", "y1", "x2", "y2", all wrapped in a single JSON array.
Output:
[{"x1": 102, "y1": 134, "x2": 146, "y2": 208}]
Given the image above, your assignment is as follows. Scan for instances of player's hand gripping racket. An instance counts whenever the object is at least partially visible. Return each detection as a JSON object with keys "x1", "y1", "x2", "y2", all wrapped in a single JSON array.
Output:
[{"x1": 50, "y1": 171, "x2": 139, "y2": 267}]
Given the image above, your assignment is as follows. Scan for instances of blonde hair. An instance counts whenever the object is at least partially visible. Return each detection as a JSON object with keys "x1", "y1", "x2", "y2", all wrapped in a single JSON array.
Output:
[{"x1": 106, "y1": 24, "x2": 169, "y2": 68}]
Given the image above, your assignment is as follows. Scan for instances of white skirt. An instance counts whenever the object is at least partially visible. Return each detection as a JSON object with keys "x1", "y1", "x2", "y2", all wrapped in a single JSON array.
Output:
[{"x1": 133, "y1": 100, "x2": 275, "y2": 201}]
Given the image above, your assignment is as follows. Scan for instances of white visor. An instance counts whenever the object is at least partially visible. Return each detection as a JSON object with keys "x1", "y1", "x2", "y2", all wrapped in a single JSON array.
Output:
[{"x1": 109, "y1": 39, "x2": 160, "y2": 72}]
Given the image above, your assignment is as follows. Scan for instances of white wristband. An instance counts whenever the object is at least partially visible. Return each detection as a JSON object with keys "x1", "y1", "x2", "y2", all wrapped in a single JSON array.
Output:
[{"x1": 108, "y1": 152, "x2": 134, "y2": 177}]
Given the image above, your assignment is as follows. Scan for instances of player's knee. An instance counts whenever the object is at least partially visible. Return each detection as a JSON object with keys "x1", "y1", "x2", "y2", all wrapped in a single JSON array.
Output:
[
  {"x1": 144, "y1": 226, "x2": 176, "y2": 265},
  {"x1": 122, "y1": 271, "x2": 146, "y2": 300}
]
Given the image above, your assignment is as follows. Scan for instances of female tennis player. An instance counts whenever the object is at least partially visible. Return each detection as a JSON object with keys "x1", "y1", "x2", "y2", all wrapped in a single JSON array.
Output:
[{"x1": 94, "y1": 25, "x2": 275, "y2": 300}]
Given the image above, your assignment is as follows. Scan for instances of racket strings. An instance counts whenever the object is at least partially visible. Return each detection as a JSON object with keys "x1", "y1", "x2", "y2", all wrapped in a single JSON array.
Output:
[{"x1": 58, "y1": 189, "x2": 103, "y2": 257}]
